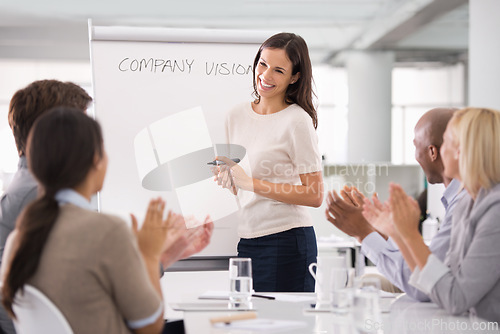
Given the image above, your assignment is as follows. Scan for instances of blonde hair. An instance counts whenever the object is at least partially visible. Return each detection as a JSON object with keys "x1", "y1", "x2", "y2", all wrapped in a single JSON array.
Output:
[{"x1": 448, "y1": 107, "x2": 500, "y2": 197}]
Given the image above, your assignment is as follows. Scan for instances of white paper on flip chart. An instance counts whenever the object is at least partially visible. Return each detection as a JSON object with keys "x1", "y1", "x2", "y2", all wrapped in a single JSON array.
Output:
[
  {"x1": 176, "y1": 177, "x2": 240, "y2": 225},
  {"x1": 134, "y1": 106, "x2": 212, "y2": 179},
  {"x1": 134, "y1": 106, "x2": 242, "y2": 225},
  {"x1": 134, "y1": 129, "x2": 158, "y2": 180},
  {"x1": 149, "y1": 107, "x2": 212, "y2": 163}
]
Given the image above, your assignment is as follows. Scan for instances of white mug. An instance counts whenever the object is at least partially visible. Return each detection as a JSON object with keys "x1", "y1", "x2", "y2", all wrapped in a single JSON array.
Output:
[{"x1": 308, "y1": 256, "x2": 347, "y2": 307}]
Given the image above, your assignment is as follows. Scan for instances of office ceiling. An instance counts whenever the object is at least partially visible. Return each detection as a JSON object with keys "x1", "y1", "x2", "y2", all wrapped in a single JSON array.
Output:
[{"x1": 0, "y1": 0, "x2": 468, "y2": 64}]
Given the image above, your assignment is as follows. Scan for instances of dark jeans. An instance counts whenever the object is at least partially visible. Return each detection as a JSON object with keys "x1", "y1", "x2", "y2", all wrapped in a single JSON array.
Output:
[
  {"x1": 238, "y1": 226, "x2": 317, "y2": 292},
  {"x1": 162, "y1": 319, "x2": 184, "y2": 334}
]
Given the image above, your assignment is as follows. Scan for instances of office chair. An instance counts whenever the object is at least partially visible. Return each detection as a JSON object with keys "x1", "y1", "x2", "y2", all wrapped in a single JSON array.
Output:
[{"x1": 12, "y1": 284, "x2": 74, "y2": 334}]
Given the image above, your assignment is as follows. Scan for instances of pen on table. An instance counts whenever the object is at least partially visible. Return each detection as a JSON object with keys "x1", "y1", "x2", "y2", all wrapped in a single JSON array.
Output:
[
  {"x1": 209, "y1": 311, "x2": 257, "y2": 325},
  {"x1": 207, "y1": 158, "x2": 241, "y2": 165},
  {"x1": 252, "y1": 294, "x2": 275, "y2": 300}
]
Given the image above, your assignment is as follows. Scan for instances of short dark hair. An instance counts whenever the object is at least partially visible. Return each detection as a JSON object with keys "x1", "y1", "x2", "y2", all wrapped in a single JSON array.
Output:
[{"x1": 8, "y1": 80, "x2": 92, "y2": 155}]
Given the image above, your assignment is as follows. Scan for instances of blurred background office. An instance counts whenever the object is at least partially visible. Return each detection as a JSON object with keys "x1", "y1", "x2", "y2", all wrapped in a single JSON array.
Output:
[{"x1": 0, "y1": 0, "x2": 498, "y2": 241}]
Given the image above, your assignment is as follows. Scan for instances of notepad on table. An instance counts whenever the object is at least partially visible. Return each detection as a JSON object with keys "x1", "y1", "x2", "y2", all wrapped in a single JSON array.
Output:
[
  {"x1": 170, "y1": 302, "x2": 254, "y2": 311},
  {"x1": 212, "y1": 319, "x2": 307, "y2": 330}
]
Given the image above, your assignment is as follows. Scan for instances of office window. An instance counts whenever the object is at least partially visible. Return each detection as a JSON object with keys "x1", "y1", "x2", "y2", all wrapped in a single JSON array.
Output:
[
  {"x1": 0, "y1": 60, "x2": 91, "y2": 194},
  {"x1": 312, "y1": 62, "x2": 465, "y2": 165},
  {"x1": 391, "y1": 63, "x2": 465, "y2": 164}
]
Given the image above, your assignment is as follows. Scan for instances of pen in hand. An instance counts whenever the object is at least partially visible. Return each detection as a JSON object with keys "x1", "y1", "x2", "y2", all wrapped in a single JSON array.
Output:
[{"x1": 207, "y1": 158, "x2": 241, "y2": 165}]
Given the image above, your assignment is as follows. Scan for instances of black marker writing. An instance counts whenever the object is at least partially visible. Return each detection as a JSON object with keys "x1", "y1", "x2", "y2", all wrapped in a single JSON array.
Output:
[
  {"x1": 118, "y1": 58, "x2": 195, "y2": 73},
  {"x1": 205, "y1": 62, "x2": 252, "y2": 76}
]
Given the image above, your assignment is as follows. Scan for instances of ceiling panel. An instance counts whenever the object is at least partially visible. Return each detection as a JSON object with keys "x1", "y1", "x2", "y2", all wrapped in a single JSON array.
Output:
[{"x1": 0, "y1": 0, "x2": 468, "y2": 63}]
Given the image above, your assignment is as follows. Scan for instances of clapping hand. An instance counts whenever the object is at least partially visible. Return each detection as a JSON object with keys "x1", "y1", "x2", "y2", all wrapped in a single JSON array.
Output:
[
  {"x1": 160, "y1": 215, "x2": 214, "y2": 269},
  {"x1": 361, "y1": 194, "x2": 397, "y2": 238},
  {"x1": 131, "y1": 197, "x2": 169, "y2": 261},
  {"x1": 325, "y1": 186, "x2": 375, "y2": 242},
  {"x1": 389, "y1": 183, "x2": 421, "y2": 239},
  {"x1": 340, "y1": 185, "x2": 366, "y2": 207},
  {"x1": 131, "y1": 199, "x2": 214, "y2": 269},
  {"x1": 179, "y1": 216, "x2": 214, "y2": 260}
]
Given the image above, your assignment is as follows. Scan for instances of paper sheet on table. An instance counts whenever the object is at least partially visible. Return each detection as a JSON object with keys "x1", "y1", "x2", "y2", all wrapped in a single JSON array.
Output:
[
  {"x1": 199, "y1": 290, "x2": 230, "y2": 300},
  {"x1": 170, "y1": 302, "x2": 254, "y2": 311},
  {"x1": 199, "y1": 291, "x2": 315, "y2": 303},
  {"x1": 213, "y1": 319, "x2": 307, "y2": 330},
  {"x1": 380, "y1": 290, "x2": 400, "y2": 298},
  {"x1": 268, "y1": 294, "x2": 316, "y2": 302}
]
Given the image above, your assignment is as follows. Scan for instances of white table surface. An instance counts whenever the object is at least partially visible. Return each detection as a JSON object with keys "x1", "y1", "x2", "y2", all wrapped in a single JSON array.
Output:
[{"x1": 174, "y1": 293, "x2": 499, "y2": 334}]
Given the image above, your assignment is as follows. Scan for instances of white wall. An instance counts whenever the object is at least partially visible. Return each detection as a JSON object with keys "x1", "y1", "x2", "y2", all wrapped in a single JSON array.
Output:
[{"x1": 469, "y1": 0, "x2": 500, "y2": 110}]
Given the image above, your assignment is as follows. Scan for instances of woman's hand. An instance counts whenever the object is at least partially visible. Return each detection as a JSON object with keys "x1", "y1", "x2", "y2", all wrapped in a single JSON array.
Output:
[
  {"x1": 179, "y1": 216, "x2": 214, "y2": 259},
  {"x1": 213, "y1": 156, "x2": 252, "y2": 193},
  {"x1": 160, "y1": 215, "x2": 215, "y2": 269},
  {"x1": 213, "y1": 157, "x2": 323, "y2": 208},
  {"x1": 131, "y1": 197, "x2": 169, "y2": 261},
  {"x1": 389, "y1": 183, "x2": 421, "y2": 239}
]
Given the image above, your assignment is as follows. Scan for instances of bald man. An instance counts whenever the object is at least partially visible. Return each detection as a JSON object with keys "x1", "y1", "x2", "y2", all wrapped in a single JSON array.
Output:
[{"x1": 325, "y1": 108, "x2": 468, "y2": 301}]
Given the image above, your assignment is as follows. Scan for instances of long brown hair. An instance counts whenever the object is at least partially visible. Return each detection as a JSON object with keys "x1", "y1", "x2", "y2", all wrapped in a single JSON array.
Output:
[
  {"x1": 252, "y1": 32, "x2": 318, "y2": 129},
  {"x1": 2, "y1": 107, "x2": 103, "y2": 318}
]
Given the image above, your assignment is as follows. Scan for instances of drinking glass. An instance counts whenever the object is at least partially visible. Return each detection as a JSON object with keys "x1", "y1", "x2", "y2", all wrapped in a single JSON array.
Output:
[
  {"x1": 330, "y1": 267, "x2": 351, "y2": 313},
  {"x1": 229, "y1": 258, "x2": 253, "y2": 305},
  {"x1": 352, "y1": 277, "x2": 381, "y2": 332}
]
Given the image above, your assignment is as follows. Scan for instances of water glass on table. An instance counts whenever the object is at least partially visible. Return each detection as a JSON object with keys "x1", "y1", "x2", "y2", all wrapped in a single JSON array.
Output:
[
  {"x1": 352, "y1": 277, "x2": 382, "y2": 332},
  {"x1": 330, "y1": 267, "x2": 351, "y2": 314},
  {"x1": 229, "y1": 258, "x2": 253, "y2": 306}
]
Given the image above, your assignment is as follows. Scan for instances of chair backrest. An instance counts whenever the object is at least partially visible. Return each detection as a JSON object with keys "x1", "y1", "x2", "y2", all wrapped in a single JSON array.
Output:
[{"x1": 12, "y1": 284, "x2": 73, "y2": 334}]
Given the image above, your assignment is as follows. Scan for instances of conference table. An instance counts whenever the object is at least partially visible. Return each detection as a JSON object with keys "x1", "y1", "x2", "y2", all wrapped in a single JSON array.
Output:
[{"x1": 171, "y1": 292, "x2": 499, "y2": 333}]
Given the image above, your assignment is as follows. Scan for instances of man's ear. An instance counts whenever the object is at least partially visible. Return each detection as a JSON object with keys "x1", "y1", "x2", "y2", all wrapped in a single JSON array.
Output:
[{"x1": 428, "y1": 145, "x2": 438, "y2": 162}]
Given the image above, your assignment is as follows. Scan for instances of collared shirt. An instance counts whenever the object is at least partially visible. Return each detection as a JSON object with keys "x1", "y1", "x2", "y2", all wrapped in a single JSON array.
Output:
[
  {"x1": 0, "y1": 156, "x2": 38, "y2": 267},
  {"x1": 361, "y1": 178, "x2": 466, "y2": 301},
  {"x1": 410, "y1": 184, "x2": 500, "y2": 321},
  {"x1": 55, "y1": 188, "x2": 92, "y2": 210}
]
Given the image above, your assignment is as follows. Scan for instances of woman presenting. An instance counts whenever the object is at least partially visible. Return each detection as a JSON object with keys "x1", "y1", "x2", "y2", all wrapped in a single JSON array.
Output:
[{"x1": 215, "y1": 32, "x2": 323, "y2": 292}]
